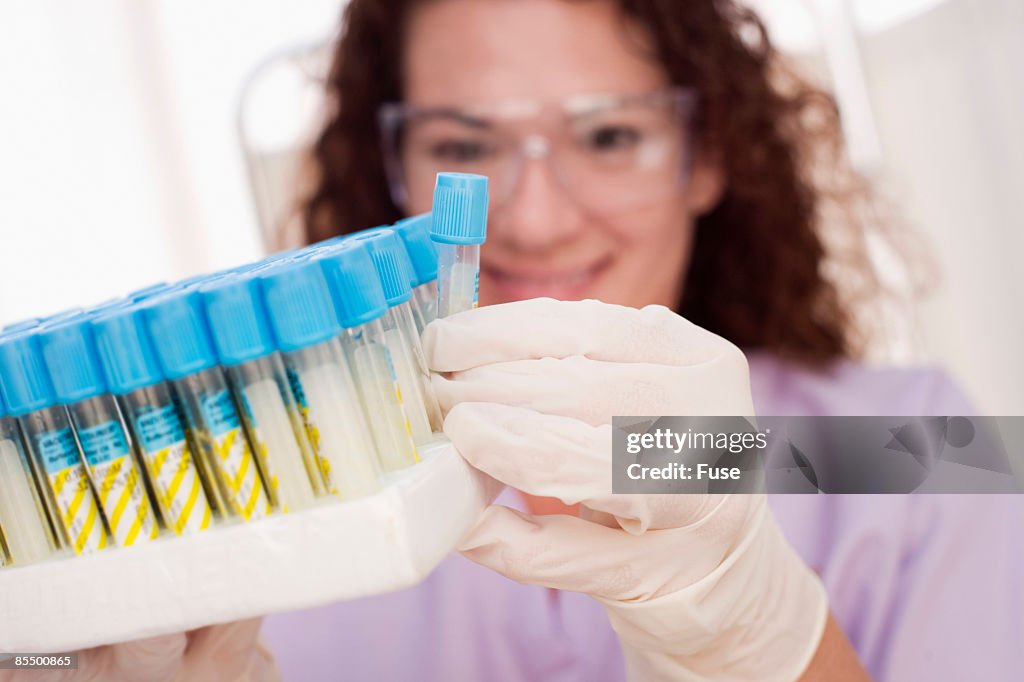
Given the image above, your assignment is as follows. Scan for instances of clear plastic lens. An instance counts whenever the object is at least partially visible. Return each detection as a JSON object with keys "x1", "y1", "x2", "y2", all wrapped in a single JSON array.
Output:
[{"x1": 384, "y1": 88, "x2": 696, "y2": 215}]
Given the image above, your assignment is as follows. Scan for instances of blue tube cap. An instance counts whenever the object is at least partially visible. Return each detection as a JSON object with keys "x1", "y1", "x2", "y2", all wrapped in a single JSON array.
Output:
[
  {"x1": 200, "y1": 275, "x2": 276, "y2": 366},
  {"x1": 37, "y1": 318, "x2": 108, "y2": 405},
  {"x1": 258, "y1": 260, "x2": 340, "y2": 352},
  {"x1": 351, "y1": 229, "x2": 413, "y2": 307},
  {"x1": 141, "y1": 291, "x2": 219, "y2": 380},
  {"x1": 393, "y1": 213, "x2": 438, "y2": 285},
  {"x1": 91, "y1": 305, "x2": 165, "y2": 395},
  {"x1": 316, "y1": 241, "x2": 389, "y2": 328},
  {"x1": 0, "y1": 332, "x2": 59, "y2": 416},
  {"x1": 431, "y1": 173, "x2": 488, "y2": 245}
]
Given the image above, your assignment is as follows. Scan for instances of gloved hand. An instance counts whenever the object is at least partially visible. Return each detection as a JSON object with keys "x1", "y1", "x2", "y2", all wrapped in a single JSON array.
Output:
[
  {"x1": 424, "y1": 299, "x2": 828, "y2": 681},
  {"x1": 0, "y1": 619, "x2": 278, "y2": 682}
]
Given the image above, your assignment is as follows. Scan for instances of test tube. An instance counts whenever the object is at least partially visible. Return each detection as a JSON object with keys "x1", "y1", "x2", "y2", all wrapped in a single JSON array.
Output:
[
  {"x1": 431, "y1": 173, "x2": 488, "y2": 318},
  {"x1": 0, "y1": 332, "x2": 108, "y2": 555},
  {"x1": 354, "y1": 230, "x2": 443, "y2": 438},
  {"x1": 258, "y1": 260, "x2": 382, "y2": 500},
  {"x1": 393, "y1": 213, "x2": 439, "y2": 334},
  {"x1": 141, "y1": 291, "x2": 272, "y2": 522},
  {"x1": 317, "y1": 242, "x2": 419, "y2": 472},
  {"x1": 91, "y1": 306, "x2": 214, "y2": 536},
  {"x1": 0, "y1": 389, "x2": 58, "y2": 565},
  {"x1": 38, "y1": 319, "x2": 160, "y2": 548},
  {"x1": 200, "y1": 275, "x2": 325, "y2": 512}
]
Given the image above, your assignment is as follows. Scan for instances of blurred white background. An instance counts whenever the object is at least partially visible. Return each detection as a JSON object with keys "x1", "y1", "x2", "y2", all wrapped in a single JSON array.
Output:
[{"x1": 0, "y1": 0, "x2": 1021, "y2": 412}]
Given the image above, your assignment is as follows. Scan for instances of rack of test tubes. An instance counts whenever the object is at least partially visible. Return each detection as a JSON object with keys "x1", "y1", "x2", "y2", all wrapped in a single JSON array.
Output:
[{"x1": 0, "y1": 173, "x2": 492, "y2": 652}]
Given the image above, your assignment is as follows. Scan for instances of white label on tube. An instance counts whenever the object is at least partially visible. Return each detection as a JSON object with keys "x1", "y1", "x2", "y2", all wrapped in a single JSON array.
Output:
[
  {"x1": 352, "y1": 343, "x2": 418, "y2": 472},
  {"x1": 243, "y1": 379, "x2": 316, "y2": 512},
  {"x1": 294, "y1": 366, "x2": 381, "y2": 500}
]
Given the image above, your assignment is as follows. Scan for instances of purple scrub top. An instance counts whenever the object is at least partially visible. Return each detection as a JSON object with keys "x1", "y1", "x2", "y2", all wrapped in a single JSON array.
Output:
[{"x1": 262, "y1": 354, "x2": 1024, "y2": 681}]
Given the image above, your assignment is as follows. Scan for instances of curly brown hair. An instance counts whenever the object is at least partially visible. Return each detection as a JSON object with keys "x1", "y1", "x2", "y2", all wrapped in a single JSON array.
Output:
[{"x1": 302, "y1": 0, "x2": 889, "y2": 364}]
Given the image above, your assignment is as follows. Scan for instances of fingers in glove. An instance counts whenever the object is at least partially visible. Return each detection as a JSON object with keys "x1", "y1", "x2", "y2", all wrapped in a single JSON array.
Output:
[
  {"x1": 444, "y1": 402, "x2": 719, "y2": 532},
  {"x1": 423, "y1": 299, "x2": 740, "y2": 372},
  {"x1": 181, "y1": 619, "x2": 274, "y2": 682},
  {"x1": 106, "y1": 634, "x2": 186, "y2": 682},
  {"x1": 459, "y1": 505, "x2": 732, "y2": 601},
  {"x1": 55, "y1": 633, "x2": 186, "y2": 682},
  {"x1": 433, "y1": 355, "x2": 753, "y2": 423}
]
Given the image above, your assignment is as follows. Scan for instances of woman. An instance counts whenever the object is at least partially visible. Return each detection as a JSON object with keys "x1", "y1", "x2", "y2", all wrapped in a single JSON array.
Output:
[
  {"x1": 14, "y1": 1, "x2": 1013, "y2": 681},
  {"x1": 260, "y1": 0, "x2": 1020, "y2": 680}
]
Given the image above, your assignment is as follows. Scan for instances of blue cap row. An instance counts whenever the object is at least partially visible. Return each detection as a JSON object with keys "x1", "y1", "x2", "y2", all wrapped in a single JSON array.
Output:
[
  {"x1": 0, "y1": 174, "x2": 490, "y2": 413},
  {"x1": 0, "y1": 246, "x2": 400, "y2": 412}
]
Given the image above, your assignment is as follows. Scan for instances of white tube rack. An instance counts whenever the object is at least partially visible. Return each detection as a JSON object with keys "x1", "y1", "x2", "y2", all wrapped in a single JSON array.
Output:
[{"x1": 0, "y1": 440, "x2": 495, "y2": 653}]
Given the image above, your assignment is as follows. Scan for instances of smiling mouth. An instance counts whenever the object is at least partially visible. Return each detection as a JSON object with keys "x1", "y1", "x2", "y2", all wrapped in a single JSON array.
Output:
[{"x1": 482, "y1": 257, "x2": 612, "y2": 301}]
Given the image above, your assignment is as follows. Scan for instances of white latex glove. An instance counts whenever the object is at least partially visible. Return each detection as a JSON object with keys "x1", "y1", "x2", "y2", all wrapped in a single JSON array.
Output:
[
  {"x1": 424, "y1": 299, "x2": 827, "y2": 682},
  {"x1": 0, "y1": 620, "x2": 279, "y2": 682}
]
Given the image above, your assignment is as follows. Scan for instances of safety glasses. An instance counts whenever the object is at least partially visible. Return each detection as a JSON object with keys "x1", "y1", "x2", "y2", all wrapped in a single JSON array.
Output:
[{"x1": 379, "y1": 87, "x2": 699, "y2": 215}]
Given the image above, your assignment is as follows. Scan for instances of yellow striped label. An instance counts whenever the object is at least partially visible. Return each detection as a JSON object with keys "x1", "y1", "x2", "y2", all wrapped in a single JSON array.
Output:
[
  {"x1": 47, "y1": 467, "x2": 106, "y2": 555},
  {"x1": 213, "y1": 427, "x2": 270, "y2": 521},
  {"x1": 90, "y1": 454, "x2": 159, "y2": 547},
  {"x1": 144, "y1": 441, "x2": 213, "y2": 535},
  {"x1": 35, "y1": 426, "x2": 108, "y2": 554}
]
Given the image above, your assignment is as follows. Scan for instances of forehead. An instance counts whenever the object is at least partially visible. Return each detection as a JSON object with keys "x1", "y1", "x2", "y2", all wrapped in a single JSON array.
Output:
[{"x1": 403, "y1": 0, "x2": 669, "y2": 107}]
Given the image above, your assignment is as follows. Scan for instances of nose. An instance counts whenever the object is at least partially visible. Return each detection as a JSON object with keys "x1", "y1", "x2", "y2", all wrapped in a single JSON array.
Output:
[{"x1": 489, "y1": 154, "x2": 586, "y2": 253}]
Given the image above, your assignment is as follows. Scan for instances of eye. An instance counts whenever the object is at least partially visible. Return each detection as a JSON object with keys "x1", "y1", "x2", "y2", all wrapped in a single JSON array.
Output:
[
  {"x1": 584, "y1": 125, "x2": 642, "y2": 152},
  {"x1": 427, "y1": 139, "x2": 493, "y2": 163}
]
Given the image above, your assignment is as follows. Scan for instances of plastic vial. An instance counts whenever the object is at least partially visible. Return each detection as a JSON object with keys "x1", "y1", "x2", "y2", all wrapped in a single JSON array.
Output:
[
  {"x1": 354, "y1": 230, "x2": 444, "y2": 439},
  {"x1": 0, "y1": 332, "x2": 109, "y2": 555},
  {"x1": 142, "y1": 291, "x2": 272, "y2": 522},
  {"x1": 91, "y1": 306, "x2": 214, "y2": 536},
  {"x1": 258, "y1": 260, "x2": 382, "y2": 500},
  {"x1": 317, "y1": 242, "x2": 419, "y2": 472},
  {"x1": 412, "y1": 281, "x2": 438, "y2": 335},
  {"x1": 393, "y1": 213, "x2": 439, "y2": 334},
  {"x1": 0, "y1": 390, "x2": 57, "y2": 565},
  {"x1": 38, "y1": 318, "x2": 160, "y2": 547},
  {"x1": 431, "y1": 173, "x2": 489, "y2": 318},
  {"x1": 200, "y1": 275, "x2": 325, "y2": 512}
]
